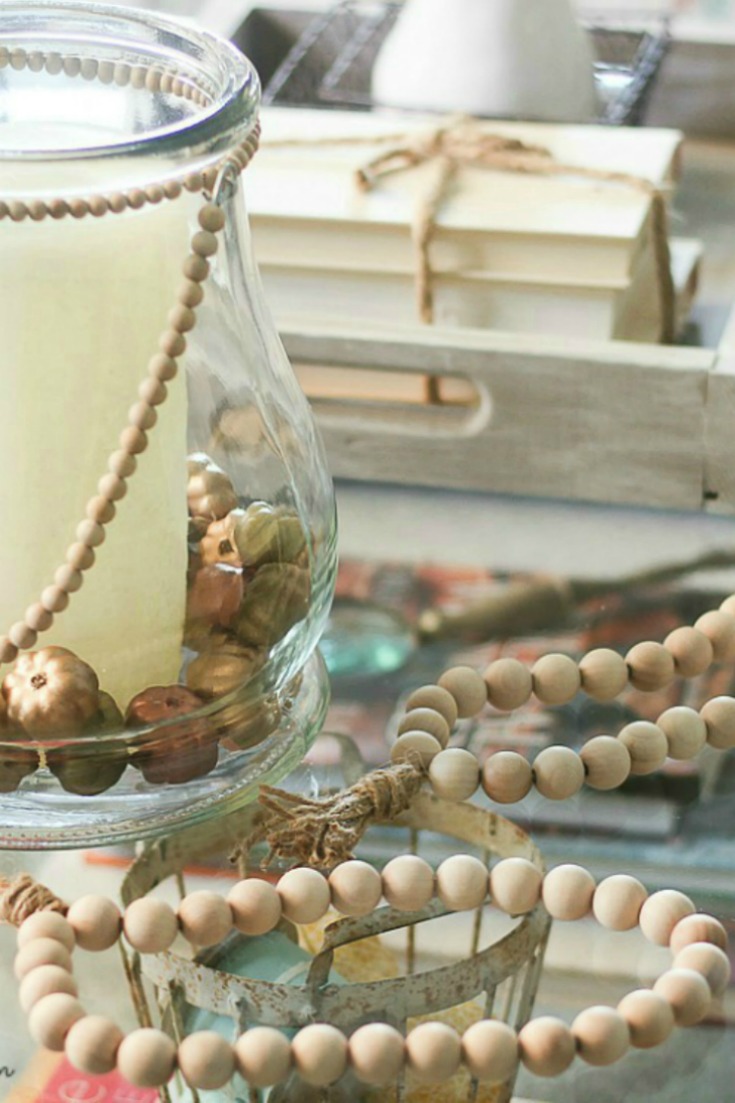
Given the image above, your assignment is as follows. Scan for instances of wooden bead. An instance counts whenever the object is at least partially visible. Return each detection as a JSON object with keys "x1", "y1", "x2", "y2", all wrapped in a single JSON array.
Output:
[
  {"x1": 579, "y1": 648, "x2": 628, "y2": 700},
  {"x1": 178, "y1": 1031, "x2": 235, "y2": 1090},
  {"x1": 41, "y1": 586, "x2": 70, "y2": 614},
  {"x1": 158, "y1": 330, "x2": 186, "y2": 359},
  {"x1": 66, "y1": 1015, "x2": 124, "y2": 1074},
  {"x1": 98, "y1": 473, "x2": 127, "y2": 502},
  {"x1": 28, "y1": 993, "x2": 85, "y2": 1051},
  {"x1": 24, "y1": 603, "x2": 53, "y2": 632},
  {"x1": 75, "y1": 519, "x2": 105, "y2": 548},
  {"x1": 381, "y1": 855, "x2": 434, "y2": 911},
  {"x1": 19, "y1": 964, "x2": 78, "y2": 1013},
  {"x1": 593, "y1": 875, "x2": 647, "y2": 931},
  {"x1": 482, "y1": 751, "x2": 532, "y2": 804},
  {"x1": 579, "y1": 736, "x2": 631, "y2": 790},
  {"x1": 0, "y1": 637, "x2": 18, "y2": 664},
  {"x1": 626, "y1": 641, "x2": 675, "y2": 692},
  {"x1": 654, "y1": 969, "x2": 712, "y2": 1026},
  {"x1": 490, "y1": 858, "x2": 542, "y2": 916},
  {"x1": 483, "y1": 658, "x2": 532, "y2": 712},
  {"x1": 664, "y1": 626, "x2": 713, "y2": 678},
  {"x1": 235, "y1": 1027, "x2": 291, "y2": 1087},
  {"x1": 531, "y1": 653, "x2": 580, "y2": 705},
  {"x1": 398, "y1": 707, "x2": 450, "y2": 747},
  {"x1": 720, "y1": 593, "x2": 735, "y2": 617},
  {"x1": 198, "y1": 204, "x2": 226, "y2": 233},
  {"x1": 695, "y1": 609, "x2": 735, "y2": 662},
  {"x1": 542, "y1": 864, "x2": 596, "y2": 921},
  {"x1": 405, "y1": 684, "x2": 458, "y2": 727},
  {"x1": 436, "y1": 854, "x2": 488, "y2": 911},
  {"x1": 14, "y1": 937, "x2": 73, "y2": 980},
  {"x1": 572, "y1": 1006, "x2": 629, "y2": 1066},
  {"x1": 177, "y1": 891, "x2": 232, "y2": 947},
  {"x1": 119, "y1": 426, "x2": 148, "y2": 455},
  {"x1": 461, "y1": 1020, "x2": 518, "y2": 1083},
  {"x1": 406, "y1": 1022, "x2": 461, "y2": 1083},
  {"x1": 428, "y1": 747, "x2": 479, "y2": 801},
  {"x1": 639, "y1": 890, "x2": 695, "y2": 947},
  {"x1": 178, "y1": 280, "x2": 205, "y2": 309},
  {"x1": 329, "y1": 861, "x2": 383, "y2": 918},
  {"x1": 532, "y1": 746, "x2": 584, "y2": 800},
  {"x1": 657, "y1": 706, "x2": 707, "y2": 760},
  {"x1": 349, "y1": 1023, "x2": 405, "y2": 1086},
  {"x1": 117, "y1": 1028, "x2": 177, "y2": 1087},
  {"x1": 168, "y1": 304, "x2": 197, "y2": 334},
  {"x1": 292, "y1": 1024, "x2": 347, "y2": 1086},
  {"x1": 390, "y1": 730, "x2": 442, "y2": 768},
  {"x1": 700, "y1": 696, "x2": 735, "y2": 750},
  {"x1": 18, "y1": 911, "x2": 75, "y2": 952},
  {"x1": 183, "y1": 254, "x2": 210, "y2": 282},
  {"x1": 148, "y1": 353, "x2": 178, "y2": 382},
  {"x1": 618, "y1": 721, "x2": 668, "y2": 775},
  {"x1": 128, "y1": 401, "x2": 157, "y2": 431},
  {"x1": 56, "y1": 561, "x2": 85, "y2": 589},
  {"x1": 191, "y1": 230, "x2": 219, "y2": 258},
  {"x1": 277, "y1": 867, "x2": 330, "y2": 925},
  {"x1": 518, "y1": 1017, "x2": 575, "y2": 1077},
  {"x1": 67, "y1": 895, "x2": 121, "y2": 951},
  {"x1": 617, "y1": 990, "x2": 674, "y2": 1048},
  {"x1": 123, "y1": 898, "x2": 178, "y2": 954},
  {"x1": 673, "y1": 942, "x2": 731, "y2": 998},
  {"x1": 85, "y1": 496, "x2": 115, "y2": 524},
  {"x1": 228, "y1": 879, "x2": 282, "y2": 936},
  {"x1": 138, "y1": 378, "x2": 167, "y2": 406},
  {"x1": 9, "y1": 622, "x2": 37, "y2": 650},
  {"x1": 669, "y1": 913, "x2": 728, "y2": 955},
  {"x1": 108, "y1": 450, "x2": 137, "y2": 478},
  {"x1": 438, "y1": 665, "x2": 487, "y2": 718}
]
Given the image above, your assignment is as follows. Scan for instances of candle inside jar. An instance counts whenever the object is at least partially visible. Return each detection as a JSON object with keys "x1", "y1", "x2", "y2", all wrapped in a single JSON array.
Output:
[{"x1": 0, "y1": 192, "x2": 198, "y2": 707}]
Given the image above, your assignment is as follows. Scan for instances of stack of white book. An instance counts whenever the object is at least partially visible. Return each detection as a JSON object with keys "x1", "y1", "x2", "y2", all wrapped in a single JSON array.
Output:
[{"x1": 246, "y1": 108, "x2": 697, "y2": 344}]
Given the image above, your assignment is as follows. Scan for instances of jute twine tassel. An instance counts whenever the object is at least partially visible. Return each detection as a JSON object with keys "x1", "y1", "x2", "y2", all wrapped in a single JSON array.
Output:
[{"x1": 0, "y1": 874, "x2": 67, "y2": 925}]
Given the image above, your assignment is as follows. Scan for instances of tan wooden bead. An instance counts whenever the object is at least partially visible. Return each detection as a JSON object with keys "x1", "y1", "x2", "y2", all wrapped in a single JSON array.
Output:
[
  {"x1": 518, "y1": 1017, "x2": 576, "y2": 1077},
  {"x1": 19, "y1": 964, "x2": 78, "y2": 1013},
  {"x1": 292, "y1": 1024, "x2": 347, "y2": 1086},
  {"x1": 139, "y1": 378, "x2": 168, "y2": 407},
  {"x1": 127, "y1": 189, "x2": 147, "y2": 210},
  {"x1": 625, "y1": 641, "x2": 675, "y2": 692},
  {"x1": 277, "y1": 867, "x2": 330, "y2": 925},
  {"x1": 482, "y1": 751, "x2": 532, "y2": 804},
  {"x1": 673, "y1": 942, "x2": 731, "y2": 998},
  {"x1": 85, "y1": 496, "x2": 115, "y2": 525},
  {"x1": 654, "y1": 969, "x2": 712, "y2": 1027},
  {"x1": 18, "y1": 911, "x2": 75, "y2": 952},
  {"x1": 542, "y1": 864, "x2": 596, "y2": 921},
  {"x1": 117, "y1": 1028, "x2": 177, "y2": 1087},
  {"x1": 664, "y1": 626, "x2": 714, "y2": 678},
  {"x1": 235, "y1": 1027, "x2": 292, "y2": 1087},
  {"x1": 436, "y1": 854, "x2": 488, "y2": 911},
  {"x1": 617, "y1": 721, "x2": 668, "y2": 775},
  {"x1": 98, "y1": 473, "x2": 127, "y2": 502},
  {"x1": 438, "y1": 665, "x2": 487, "y2": 718},
  {"x1": 406, "y1": 1022, "x2": 461, "y2": 1084},
  {"x1": 119, "y1": 426, "x2": 148, "y2": 455},
  {"x1": 532, "y1": 746, "x2": 584, "y2": 800},
  {"x1": 405, "y1": 684, "x2": 458, "y2": 727},
  {"x1": 25, "y1": 603, "x2": 53, "y2": 632},
  {"x1": 65, "y1": 1015, "x2": 124, "y2": 1075},
  {"x1": 461, "y1": 1020, "x2": 518, "y2": 1083},
  {"x1": 0, "y1": 637, "x2": 19, "y2": 664},
  {"x1": 199, "y1": 204, "x2": 226, "y2": 233},
  {"x1": 228, "y1": 879, "x2": 282, "y2": 936},
  {"x1": 639, "y1": 889, "x2": 695, "y2": 947},
  {"x1": 148, "y1": 353, "x2": 178, "y2": 382},
  {"x1": 177, "y1": 891, "x2": 232, "y2": 947},
  {"x1": 617, "y1": 990, "x2": 674, "y2": 1049},
  {"x1": 57, "y1": 560, "x2": 86, "y2": 589},
  {"x1": 67, "y1": 895, "x2": 121, "y2": 951},
  {"x1": 700, "y1": 696, "x2": 735, "y2": 750},
  {"x1": 178, "y1": 281, "x2": 205, "y2": 309},
  {"x1": 108, "y1": 449, "x2": 137, "y2": 478},
  {"x1": 28, "y1": 993, "x2": 85, "y2": 1051},
  {"x1": 381, "y1": 855, "x2": 434, "y2": 912},
  {"x1": 14, "y1": 937, "x2": 73, "y2": 980},
  {"x1": 9, "y1": 622, "x2": 37, "y2": 650},
  {"x1": 183, "y1": 254, "x2": 210, "y2": 282},
  {"x1": 168, "y1": 304, "x2": 197, "y2": 334},
  {"x1": 657, "y1": 706, "x2": 707, "y2": 760},
  {"x1": 178, "y1": 1031, "x2": 235, "y2": 1090},
  {"x1": 191, "y1": 229, "x2": 219, "y2": 258},
  {"x1": 572, "y1": 1006, "x2": 629, "y2": 1066},
  {"x1": 123, "y1": 898, "x2": 178, "y2": 953},
  {"x1": 531, "y1": 653, "x2": 581, "y2": 705},
  {"x1": 428, "y1": 748, "x2": 480, "y2": 801},
  {"x1": 329, "y1": 860, "x2": 382, "y2": 917},
  {"x1": 490, "y1": 858, "x2": 542, "y2": 916},
  {"x1": 695, "y1": 609, "x2": 735, "y2": 662},
  {"x1": 593, "y1": 875, "x2": 647, "y2": 931},
  {"x1": 348, "y1": 1023, "x2": 405, "y2": 1085},
  {"x1": 579, "y1": 735, "x2": 631, "y2": 790},
  {"x1": 158, "y1": 330, "x2": 186, "y2": 358},
  {"x1": 128, "y1": 401, "x2": 157, "y2": 431},
  {"x1": 41, "y1": 586, "x2": 70, "y2": 614},
  {"x1": 669, "y1": 913, "x2": 728, "y2": 955},
  {"x1": 720, "y1": 593, "x2": 735, "y2": 617},
  {"x1": 398, "y1": 707, "x2": 450, "y2": 747},
  {"x1": 390, "y1": 730, "x2": 442, "y2": 768},
  {"x1": 483, "y1": 657, "x2": 532, "y2": 712}
]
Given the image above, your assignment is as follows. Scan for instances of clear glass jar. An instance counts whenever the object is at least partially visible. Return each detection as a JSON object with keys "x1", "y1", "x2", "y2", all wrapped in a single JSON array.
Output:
[{"x1": 0, "y1": 2, "x2": 337, "y2": 847}]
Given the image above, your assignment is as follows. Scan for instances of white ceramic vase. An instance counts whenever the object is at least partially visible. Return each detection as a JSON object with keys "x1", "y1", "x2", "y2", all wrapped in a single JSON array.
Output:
[{"x1": 371, "y1": 0, "x2": 598, "y2": 122}]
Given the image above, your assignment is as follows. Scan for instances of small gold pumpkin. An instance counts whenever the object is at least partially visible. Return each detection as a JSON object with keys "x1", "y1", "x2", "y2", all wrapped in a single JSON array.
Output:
[
  {"x1": 186, "y1": 635, "x2": 265, "y2": 699},
  {"x1": 2, "y1": 647, "x2": 100, "y2": 736},
  {"x1": 187, "y1": 453, "x2": 237, "y2": 521},
  {"x1": 235, "y1": 563, "x2": 311, "y2": 648},
  {"x1": 232, "y1": 501, "x2": 307, "y2": 570}
]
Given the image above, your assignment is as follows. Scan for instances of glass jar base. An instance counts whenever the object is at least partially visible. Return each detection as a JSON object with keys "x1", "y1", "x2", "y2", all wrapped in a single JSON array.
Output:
[{"x1": 0, "y1": 652, "x2": 329, "y2": 850}]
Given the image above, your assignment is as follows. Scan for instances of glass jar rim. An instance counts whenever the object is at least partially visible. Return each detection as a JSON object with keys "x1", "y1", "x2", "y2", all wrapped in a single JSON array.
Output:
[{"x1": 0, "y1": 0, "x2": 260, "y2": 168}]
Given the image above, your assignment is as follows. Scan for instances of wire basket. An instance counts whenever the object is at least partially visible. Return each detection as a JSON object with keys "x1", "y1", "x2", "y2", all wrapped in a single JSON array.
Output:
[{"x1": 263, "y1": 1, "x2": 669, "y2": 126}]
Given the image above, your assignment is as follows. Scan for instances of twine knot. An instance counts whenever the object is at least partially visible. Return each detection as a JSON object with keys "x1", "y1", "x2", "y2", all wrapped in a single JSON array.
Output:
[{"x1": 0, "y1": 873, "x2": 67, "y2": 927}]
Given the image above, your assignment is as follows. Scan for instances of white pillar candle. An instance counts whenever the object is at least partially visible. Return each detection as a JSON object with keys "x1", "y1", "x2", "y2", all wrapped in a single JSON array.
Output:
[{"x1": 0, "y1": 194, "x2": 198, "y2": 708}]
